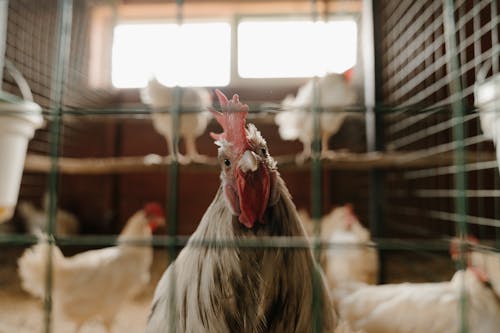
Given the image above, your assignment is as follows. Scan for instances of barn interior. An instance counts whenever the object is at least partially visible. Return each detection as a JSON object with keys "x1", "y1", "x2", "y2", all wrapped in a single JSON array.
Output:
[{"x1": 0, "y1": 0, "x2": 498, "y2": 332}]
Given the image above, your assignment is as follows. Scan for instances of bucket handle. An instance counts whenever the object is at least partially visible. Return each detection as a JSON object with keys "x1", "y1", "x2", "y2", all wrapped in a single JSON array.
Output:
[{"x1": 3, "y1": 59, "x2": 34, "y2": 102}]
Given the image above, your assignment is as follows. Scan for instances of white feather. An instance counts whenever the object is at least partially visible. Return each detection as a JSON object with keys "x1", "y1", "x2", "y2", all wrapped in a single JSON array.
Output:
[
  {"x1": 141, "y1": 79, "x2": 212, "y2": 161},
  {"x1": 275, "y1": 73, "x2": 357, "y2": 159},
  {"x1": 17, "y1": 209, "x2": 155, "y2": 330},
  {"x1": 17, "y1": 200, "x2": 79, "y2": 236},
  {"x1": 475, "y1": 73, "x2": 500, "y2": 174},
  {"x1": 339, "y1": 270, "x2": 500, "y2": 333},
  {"x1": 301, "y1": 205, "x2": 379, "y2": 292}
]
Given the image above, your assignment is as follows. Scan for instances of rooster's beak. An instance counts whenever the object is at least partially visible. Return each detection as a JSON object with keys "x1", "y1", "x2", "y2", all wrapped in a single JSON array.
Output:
[{"x1": 238, "y1": 150, "x2": 259, "y2": 173}]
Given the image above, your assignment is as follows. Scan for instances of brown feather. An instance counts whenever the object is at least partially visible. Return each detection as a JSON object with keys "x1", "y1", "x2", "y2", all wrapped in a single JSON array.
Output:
[{"x1": 147, "y1": 176, "x2": 337, "y2": 332}]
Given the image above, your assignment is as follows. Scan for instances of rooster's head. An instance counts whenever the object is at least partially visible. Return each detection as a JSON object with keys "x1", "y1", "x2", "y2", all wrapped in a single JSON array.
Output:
[{"x1": 210, "y1": 89, "x2": 278, "y2": 228}]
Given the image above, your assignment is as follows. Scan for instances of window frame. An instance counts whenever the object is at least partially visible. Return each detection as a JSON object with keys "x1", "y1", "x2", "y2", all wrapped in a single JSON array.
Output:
[
  {"x1": 88, "y1": 3, "x2": 361, "y2": 90},
  {"x1": 232, "y1": 13, "x2": 359, "y2": 87},
  {"x1": 111, "y1": 19, "x2": 232, "y2": 88}
]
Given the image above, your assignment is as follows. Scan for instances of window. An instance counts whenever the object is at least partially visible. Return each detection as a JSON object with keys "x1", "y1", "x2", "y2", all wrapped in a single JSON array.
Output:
[
  {"x1": 237, "y1": 19, "x2": 357, "y2": 78},
  {"x1": 109, "y1": 17, "x2": 358, "y2": 88},
  {"x1": 111, "y1": 22, "x2": 231, "y2": 88}
]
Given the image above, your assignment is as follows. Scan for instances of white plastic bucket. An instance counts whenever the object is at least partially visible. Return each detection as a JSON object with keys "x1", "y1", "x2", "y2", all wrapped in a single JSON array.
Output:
[
  {"x1": 0, "y1": 61, "x2": 44, "y2": 223},
  {"x1": 0, "y1": 101, "x2": 43, "y2": 223},
  {"x1": 0, "y1": 100, "x2": 43, "y2": 223}
]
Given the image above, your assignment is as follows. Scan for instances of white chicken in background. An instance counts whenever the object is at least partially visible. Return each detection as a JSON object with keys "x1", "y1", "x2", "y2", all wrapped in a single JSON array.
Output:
[
  {"x1": 141, "y1": 78, "x2": 212, "y2": 164},
  {"x1": 450, "y1": 236, "x2": 500, "y2": 299},
  {"x1": 275, "y1": 70, "x2": 358, "y2": 163},
  {"x1": 474, "y1": 67, "x2": 500, "y2": 174},
  {"x1": 17, "y1": 203, "x2": 164, "y2": 332},
  {"x1": 338, "y1": 268, "x2": 500, "y2": 333},
  {"x1": 17, "y1": 196, "x2": 79, "y2": 236},
  {"x1": 469, "y1": 249, "x2": 500, "y2": 296},
  {"x1": 339, "y1": 238, "x2": 500, "y2": 333},
  {"x1": 300, "y1": 205, "x2": 379, "y2": 297}
]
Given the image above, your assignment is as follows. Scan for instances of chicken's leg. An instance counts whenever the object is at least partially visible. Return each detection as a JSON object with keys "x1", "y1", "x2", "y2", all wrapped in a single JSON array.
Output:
[
  {"x1": 184, "y1": 134, "x2": 209, "y2": 163},
  {"x1": 165, "y1": 136, "x2": 189, "y2": 164},
  {"x1": 296, "y1": 140, "x2": 312, "y2": 164},
  {"x1": 321, "y1": 131, "x2": 336, "y2": 159}
]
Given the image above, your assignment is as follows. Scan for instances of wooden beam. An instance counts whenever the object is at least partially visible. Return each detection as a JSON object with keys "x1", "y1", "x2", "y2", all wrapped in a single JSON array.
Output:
[{"x1": 24, "y1": 151, "x2": 497, "y2": 175}]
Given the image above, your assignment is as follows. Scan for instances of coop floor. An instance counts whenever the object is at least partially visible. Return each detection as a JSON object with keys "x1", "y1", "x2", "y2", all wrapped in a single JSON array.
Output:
[{"x1": 0, "y1": 247, "x2": 454, "y2": 333}]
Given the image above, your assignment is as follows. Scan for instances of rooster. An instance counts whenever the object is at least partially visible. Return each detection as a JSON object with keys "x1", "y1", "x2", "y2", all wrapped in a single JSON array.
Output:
[
  {"x1": 146, "y1": 90, "x2": 340, "y2": 332},
  {"x1": 275, "y1": 70, "x2": 357, "y2": 163},
  {"x1": 17, "y1": 203, "x2": 164, "y2": 332},
  {"x1": 300, "y1": 204, "x2": 379, "y2": 293},
  {"x1": 141, "y1": 78, "x2": 212, "y2": 164}
]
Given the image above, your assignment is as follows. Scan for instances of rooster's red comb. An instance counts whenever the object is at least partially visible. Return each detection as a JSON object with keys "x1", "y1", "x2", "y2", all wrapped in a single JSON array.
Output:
[
  {"x1": 209, "y1": 89, "x2": 249, "y2": 154},
  {"x1": 144, "y1": 202, "x2": 164, "y2": 218}
]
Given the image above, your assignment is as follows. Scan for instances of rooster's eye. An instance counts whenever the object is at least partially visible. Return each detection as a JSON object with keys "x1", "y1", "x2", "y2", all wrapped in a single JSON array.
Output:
[{"x1": 224, "y1": 159, "x2": 231, "y2": 167}]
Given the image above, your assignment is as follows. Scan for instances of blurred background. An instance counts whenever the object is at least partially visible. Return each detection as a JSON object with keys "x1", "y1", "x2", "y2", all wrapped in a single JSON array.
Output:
[{"x1": 0, "y1": 0, "x2": 498, "y2": 332}]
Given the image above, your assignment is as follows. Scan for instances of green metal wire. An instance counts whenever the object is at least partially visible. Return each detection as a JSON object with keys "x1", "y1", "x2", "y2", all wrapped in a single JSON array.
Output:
[
  {"x1": 493, "y1": 0, "x2": 500, "y2": 252},
  {"x1": 309, "y1": 1, "x2": 323, "y2": 329},
  {"x1": 167, "y1": 86, "x2": 181, "y2": 333},
  {"x1": 4, "y1": 232, "x2": 487, "y2": 253},
  {"x1": 311, "y1": 76, "x2": 323, "y2": 333},
  {"x1": 2, "y1": 1, "x2": 498, "y2": 332},
  {"x1": 442, "y1": 0, "x2": 469, "y2": 332},
  {"x1": 45, "y1": 1, "x2": 73, "y2": 332},
  {"x1": 165, "y1": 2, "x2": 184, "y2": 332},
  {"x1": 0, "y1": 0, "x2": 7, "y2": 89}
]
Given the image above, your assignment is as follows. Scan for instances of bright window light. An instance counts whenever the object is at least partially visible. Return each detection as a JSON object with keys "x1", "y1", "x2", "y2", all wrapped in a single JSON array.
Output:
[
  {"x1": 112, "y1": 22, "x2": 230, "y2": 88},
  {"x1": 238, "y1": 19, "x2": 357, "y2": 78}
]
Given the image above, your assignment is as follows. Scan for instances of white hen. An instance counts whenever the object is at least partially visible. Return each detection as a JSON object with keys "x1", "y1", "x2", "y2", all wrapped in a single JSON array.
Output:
[
  {"x1": 275, "y1": 71, "x2": 357, "y2": 162},
  {"x1": 17, "y1": 203, "x2": 164, "y2": 332},
  {"x1": 301, "y1": 204, "x2": 379, "y2": 292},
  {"x1": 141, "y1": 79, "x2": 212, "y2": 164},
  {"x1": 469, "y1": 250, "x2": 500, "y2": 297},
  {"x1": 475, "y1": 72, "x2": 500, "y2": 174},
  {"x1": 450, "y1": 236, "x2": 500, "y2": 298},
  {"x1": 338, "y1": 269, "x2": 500, "y2": 333}
]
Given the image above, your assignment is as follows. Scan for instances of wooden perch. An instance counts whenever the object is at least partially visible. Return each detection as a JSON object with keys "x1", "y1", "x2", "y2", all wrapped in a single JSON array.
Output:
[
  {"x1": 24, "y1": 154, "x2": 217, "y2": 174},
  {"x1": 24, "y1": 151, "x2": 497, "y2": 175}
]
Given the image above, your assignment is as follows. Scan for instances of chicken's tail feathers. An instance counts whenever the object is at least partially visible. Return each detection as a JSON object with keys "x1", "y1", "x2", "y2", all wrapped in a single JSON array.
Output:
[
  {"x1": 140, "y1": 79, "x2": 159, "y2": 105},
  {"x1": 17, "y1": 239, "x2": 64, "y2": 298},
  {"x1": 141, "y1": 78, "x2": 174, "y2": 108},
  {"x1": 274, "y1": 110, "x2": 305, "y2": 140},
  {"x1": 17, "y1": 201, "x2": 43, "y2": 234},
  {"x1": 17, "y1": 201, "x2": 38, "y2": 218}
]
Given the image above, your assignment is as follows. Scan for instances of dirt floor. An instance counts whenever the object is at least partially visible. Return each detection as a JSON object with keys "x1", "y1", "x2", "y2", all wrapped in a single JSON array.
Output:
[{"x1": 0, "y1": 246, "x2": 454, "y2": 333}]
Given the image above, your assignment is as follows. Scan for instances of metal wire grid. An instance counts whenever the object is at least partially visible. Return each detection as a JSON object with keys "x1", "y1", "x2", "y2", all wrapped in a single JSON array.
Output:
[
  {"x1": 376, "y1": 1, "x2": 499, "y2": 331},
  {"x1": 0, "y1": 1, "x2": 343, "y2": 332},
  {"x1": 2, "y1": 0, "x2": 122, "y2": 211},
  {"x1": 4, "y1": 0, "x2": 118, "y2": 147},
  {"x1": 378, "y1": 0, "x2": 499, "y2": 237},
  {"x1": 0, "y1": 0, "x2": 496, "y2": 332}
]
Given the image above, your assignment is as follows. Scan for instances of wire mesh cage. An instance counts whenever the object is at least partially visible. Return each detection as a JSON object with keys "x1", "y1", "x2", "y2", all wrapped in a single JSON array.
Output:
[{"x1": 0, "y1": 0, "x2": 498, "y2": 332}]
